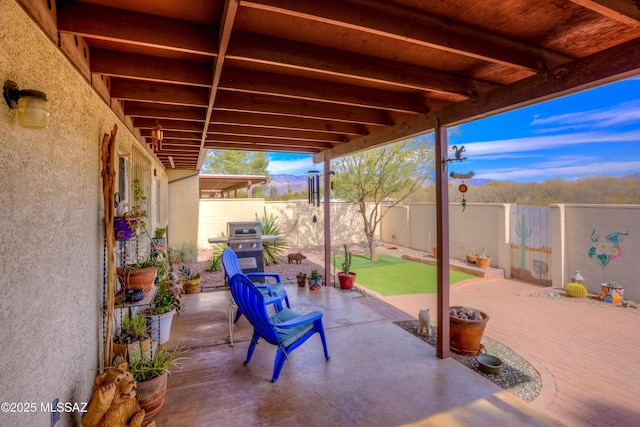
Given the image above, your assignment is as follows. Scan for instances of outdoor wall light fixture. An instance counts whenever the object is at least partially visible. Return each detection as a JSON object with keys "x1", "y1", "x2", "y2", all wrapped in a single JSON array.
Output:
[{"x1": 3, "y1": 80, "x2": 49, "y2": 129}]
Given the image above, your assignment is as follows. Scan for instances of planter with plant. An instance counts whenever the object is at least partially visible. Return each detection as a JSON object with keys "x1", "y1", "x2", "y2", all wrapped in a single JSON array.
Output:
[
  {"x1": 151, "y1": 227, "x2": 167, "y2": 256},
  {"x1": 296, "y1": 272, "x2": 307, "y2": 287},
  {"x1": 466, "y1": 248, "x2": 476, "y2": 264},
  {"x1": 179, "y1": 265, "x2": 201, "y2": 294},
  {"x1": 113, "y1": 309, "x2": 151, "y2": 362},
  {"x1": 338, "y1": 244, "x2": 356, "y2": 290},
  {"x1": 116, "y1": 257, "x2": 157, "y2": 294},
  {"x1": 601, "y1": 281, "x2": 624, "y2": 305},
  {"x1": 475, "y1": 248, "x2": 491, "y2": 269},
  {"x1": 128, "y1": 345, "x2": 187, "y2": 419},
  {"x1": 114, "y1": 178, "x2": 147, "y2": 241},
  {"x1": 141, "y1": 248, "x2": 182, "y2": 344},
  {"x1": 307, "y1": 269, "x2": 323, "y2": 290}
]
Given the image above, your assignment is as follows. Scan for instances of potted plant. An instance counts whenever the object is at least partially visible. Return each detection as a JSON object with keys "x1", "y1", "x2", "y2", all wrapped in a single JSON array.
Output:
[
  {"x1": 338, "y1": 244, "x2": 356, "y2": 290},
  {"x1": 128, "y1": 345, "x2": 187, "y2": 419},
  {"x1": 432, "y1": 246, "x2": 437, "y2": 258},
  {"x1": 307, "y1": 269, "x2": 322, "y2": 290},
  {"x1": 116, "y1": 256, "x2": 157, "y2": 294},
  {"x1": 466, "y1": 248, "x2": 476, "y2": 264},
  {"x1": 475, "y1": 248, "x2": 491, "y2": 269},
  {"x1": 449, "y1": 306, "x2": 489, "y2": 355},
  {"x1": 113, "y1": 309, "x2": 151, "y2": 362},
  {"x1": 114, "y1": 178, "x2": 147, "y2": 241},
  {"x1": 296, "y1": 272, "x2": 307, "y2": 287},
  {"x1": 142, "y1": 248, "x2": 182, "y2": 344},
  {"x1": 151, "y1": 227, "x2": 167, "y2": 256},
  {"x1": 601, "y1": 281, "x2": 624, "y2": 305},
  {"x1": 179, "y1": 265, "x2": 201, "y2": 294}
]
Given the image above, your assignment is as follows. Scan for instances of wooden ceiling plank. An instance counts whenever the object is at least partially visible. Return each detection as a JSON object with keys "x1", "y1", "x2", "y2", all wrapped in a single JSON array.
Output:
[
  {"x1": 91, "y1": 49, "x2": 213, "y2": 87},
  {"x1": 206, "y1": 134, "x2": 332, "y2": 149},
  {"x1": 568, "y1": 0, "x2": 640, "y2": 28},
  {"x1": 197, "y1": 0, "x2": 240, "y2": 169},
  {"x1": 125, "y1": 102, "x2": 207, "y2": 121},
  {"x1": 229, "y1": 32, "x2": 498, "y2": 96},
  {"x1": 209, "y1": 111, "x2": 370, "y2": 135},
  {"x1": 133, "y1": 117, "x2": 204, "y2": 132},
  {"x1": 219, "y1": 67, "x2": 427, "y2": 113},
  {"x1": 204, "y1": 142, "x2": 318, "y2": 153},
  {"x1": 208, "y1": 124, "x2": 345, "y2": 142},
  {"x1": 242, "y1": 0, "x2": 571, "y2": 70},
  {"x1": 57, "y1": 1, "x2": 218, "y2": 56},
  {"x1": 140, "y1": 130, "x2": 202, "y2": 140},
  {"x1": 315, "y1": 37, "x2": 640, "y2": 162},
  {"x1": 111, "y1": 79, "x2": 210, "y2": 106},
  {"x1": 214, "y1": 92, "x2": 398, "y2": 125}
]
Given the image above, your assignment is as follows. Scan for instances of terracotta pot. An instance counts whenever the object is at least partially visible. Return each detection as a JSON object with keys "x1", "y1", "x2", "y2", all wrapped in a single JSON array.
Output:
[
  {"x1": 296, "y1": 275, "x2": 307, "y2": 287},
  {"x1": 432, "y1": 246, "x2": 437, "y2": 258},
  {"x1": 475, "y1": 256, "x2": 491, "y2": 269},
  {"x1": 117, "y1": 266, "x2": 157, "y2": 293},
  {"x1": 136, "y1": 372, "x2": 168, "y2": 419},
  {"x1": 449, "y1": 306, "x2": 489, "y2": 356},
  {"x1": 182, "y1": 278, "x2": 201, "y2": 294},
  {"x1": 338, "y1": 272, "x2": 356, "y2": 290},
  {"x1": 466, "y1": 254, "x2": 476, "y2": 264}
]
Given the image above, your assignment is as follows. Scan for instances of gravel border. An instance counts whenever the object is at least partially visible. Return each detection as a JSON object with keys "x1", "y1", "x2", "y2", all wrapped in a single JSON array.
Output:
[{"x1": 395, "y1": 320, "x2": 542, "y2": 403}]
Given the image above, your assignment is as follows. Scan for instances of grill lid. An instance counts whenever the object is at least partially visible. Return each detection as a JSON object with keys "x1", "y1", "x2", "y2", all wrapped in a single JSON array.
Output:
[{"x1": 228, "y1": 221, "x2": 262, "y2": 238}]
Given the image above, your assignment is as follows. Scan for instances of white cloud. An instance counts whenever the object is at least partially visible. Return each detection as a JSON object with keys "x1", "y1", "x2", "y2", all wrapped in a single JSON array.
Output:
[
  {"x1": 475, "y1": 161, "x2": 640, "y2": 181},
  {"x1": 464, "y1": 130, "x2": 640, "y2": 158},
  {"x1": 531, "y1": 100, "x2": 640, "y2": 128},
  {"x1": 267, "y1": 156, "x2": 316, "y2": 175}
]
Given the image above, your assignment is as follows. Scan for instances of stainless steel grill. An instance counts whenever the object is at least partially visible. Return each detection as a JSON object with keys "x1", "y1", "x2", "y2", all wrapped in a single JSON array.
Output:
[{"x1": 227, "y1": 221, "x2": 264, "y2": 273}]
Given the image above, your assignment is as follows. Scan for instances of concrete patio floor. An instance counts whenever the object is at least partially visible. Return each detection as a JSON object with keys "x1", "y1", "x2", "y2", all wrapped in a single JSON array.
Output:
[{"x1": 153, "y1": 284, "x2": 564, "y2": 426}]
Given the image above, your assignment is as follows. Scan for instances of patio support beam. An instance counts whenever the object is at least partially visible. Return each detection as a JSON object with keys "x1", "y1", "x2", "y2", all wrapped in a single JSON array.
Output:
[
  {"x1": 324, "y1": 159, "x2": 332, "y2": 287},
  {"x1": 435, "y1": 117, "x2": 450, "y2": 360}
]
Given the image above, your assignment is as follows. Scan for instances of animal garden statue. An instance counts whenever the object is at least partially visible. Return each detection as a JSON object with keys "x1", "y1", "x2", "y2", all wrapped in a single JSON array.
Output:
[
  {"x1": 287, "y1": 252, "x2": 306, "y2": 264},
  {"x1": 81, "y1": 360, "x2": 155, "y2": 427},
  {"x1": 418, "y1": 309, "x2": 431, "y2": 336}
]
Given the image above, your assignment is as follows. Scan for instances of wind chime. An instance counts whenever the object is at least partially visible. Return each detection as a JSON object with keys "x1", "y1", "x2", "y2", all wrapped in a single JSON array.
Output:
[
  {"x1": 308, "y1": 170, "x2": 320, "y2": 222},
  {"x1": 447, "y1": 145, "x2": 474, "y2": 212}
]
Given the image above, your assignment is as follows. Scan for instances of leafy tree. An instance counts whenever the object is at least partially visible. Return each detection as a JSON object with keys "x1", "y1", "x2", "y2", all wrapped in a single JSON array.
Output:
[
  {"x1": 201, "y1": 150, "x2": 269, "y2": 176},
  {"x1": 332, "y1": 137, "x2": 434, "y2": 261},
  {"x1": 201, "y1": 150, "x2": 269, "y2": 197}
]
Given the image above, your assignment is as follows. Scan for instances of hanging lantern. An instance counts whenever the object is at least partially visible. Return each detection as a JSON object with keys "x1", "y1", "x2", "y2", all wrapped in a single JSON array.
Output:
[{"x1": 151, "y1": 121, "x2": 163, "y2": 152}]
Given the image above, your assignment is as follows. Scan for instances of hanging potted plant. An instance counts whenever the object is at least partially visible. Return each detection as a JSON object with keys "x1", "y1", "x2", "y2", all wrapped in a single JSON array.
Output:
[
  {"x1": 116, "y1": 257, "x2": 157, "y2": 294},
  {"x1": 128, "y1": 345, "x2": 187, "y2": 419},
  {"x1": 179, "y1": 265, "x2": 201, "y2": 294},
  {"x1": 114, "y1": 178, "x2": 147, "y2": 241},
  {"x1": 475, "y1": 248, "x2": 491, "y2": 269},
  {"x1": 337, "y1": 244, "x2": 356, "y2": 290},
  {"x1": 113, "y1": 309, "x2": 151, "y2": 362},
  {"x1": 141, "y1": 248, "x2": 182, "y2": 344}
]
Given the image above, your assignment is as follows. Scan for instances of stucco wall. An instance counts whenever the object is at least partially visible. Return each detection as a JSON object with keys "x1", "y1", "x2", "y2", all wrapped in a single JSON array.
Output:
[
  {"x1": 167, "y1": 170, "x2": 200, "y2": 255},
  {"x1": 0, "y1": 1, "x2": 164, "y2": 425}
]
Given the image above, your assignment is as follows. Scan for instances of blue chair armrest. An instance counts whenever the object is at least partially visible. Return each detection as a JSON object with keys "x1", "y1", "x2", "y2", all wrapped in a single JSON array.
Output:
[{"x1": 274, "y1": 311, "x2": 323, "y2": 328}]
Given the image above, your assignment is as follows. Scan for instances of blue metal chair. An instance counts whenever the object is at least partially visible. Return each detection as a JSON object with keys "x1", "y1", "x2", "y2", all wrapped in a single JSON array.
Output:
[
  {"x1": 222, "y1": 248, "x2": 290, "y2": 345},
  {"x1": 229, "y1": 273, "x2": 330, "y2": 382}
]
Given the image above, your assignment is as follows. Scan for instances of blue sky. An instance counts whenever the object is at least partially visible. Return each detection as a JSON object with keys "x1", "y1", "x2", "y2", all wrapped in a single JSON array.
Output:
[{"x1": 267, "y1": 76, "x2": 640, "y2": 182}]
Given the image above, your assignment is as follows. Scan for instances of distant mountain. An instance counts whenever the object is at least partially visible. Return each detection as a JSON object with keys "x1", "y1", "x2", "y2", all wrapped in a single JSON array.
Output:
[{"x1": 267, "y1": 174, "x2": 308, "y2": 193}]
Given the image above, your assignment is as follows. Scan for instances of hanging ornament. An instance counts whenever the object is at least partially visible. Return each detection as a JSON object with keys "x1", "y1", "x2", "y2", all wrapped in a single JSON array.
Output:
[{"x1": 450, "y1": 171, "x2": 474, "y2": 212}]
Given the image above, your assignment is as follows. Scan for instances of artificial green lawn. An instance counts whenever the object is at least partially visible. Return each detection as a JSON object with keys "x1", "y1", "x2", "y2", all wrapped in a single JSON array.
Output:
[{"x1": 332, "y1": 254, "x2": 475, "y2": 296}]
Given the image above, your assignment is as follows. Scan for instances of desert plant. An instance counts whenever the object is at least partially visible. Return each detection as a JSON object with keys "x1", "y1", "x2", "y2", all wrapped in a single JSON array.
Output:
[
  {"x1": 257, "y1": 210, "x2": 287, "y2": 266},
  {"x1": 127, "y1": 345, "x2": 187, "y2": 382},
  {"x1": 170, "y1": 243, "x2": 198, "y2": 263},
  {"x1": 310, "y1": 269, "x2": 321, "y2": 280},
  {"x1": 116, "y1": 310, "x2": 149, "y2": 344},
  {"x1": 565, "y1": 282, "x2": 588, "y2": 298},
  {"x1": 341, "y1": 244, "x2": 352, "y2": 275},
  {"x1": 206, "y1": 252, "x2": 222, "y2": 272},
  {"x1": 154, "y1": 227, "x2": 166, "y2": 239},
  {"x1": 178, "y1": 265, "x2": 200, "y2": 281}
]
